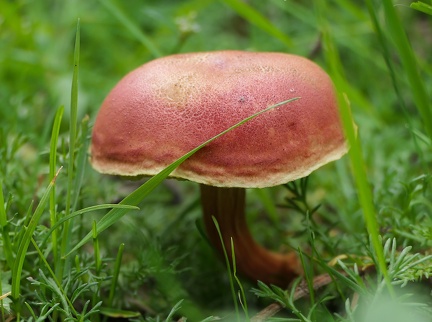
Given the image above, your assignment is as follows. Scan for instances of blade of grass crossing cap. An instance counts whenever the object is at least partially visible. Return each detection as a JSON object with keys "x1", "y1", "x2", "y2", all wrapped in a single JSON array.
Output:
[{"x1": 65, "y1": 97, "x2": 299, "y2": 257}]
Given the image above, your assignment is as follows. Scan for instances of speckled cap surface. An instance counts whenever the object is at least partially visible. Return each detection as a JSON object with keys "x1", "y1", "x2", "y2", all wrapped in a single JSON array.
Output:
[{"x1": 90, "y1": 51, "x2": 347, "y2": 188}]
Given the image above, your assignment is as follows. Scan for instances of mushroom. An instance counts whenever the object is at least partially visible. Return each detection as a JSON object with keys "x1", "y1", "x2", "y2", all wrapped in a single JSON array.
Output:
[{"x1": 90, "y1": 50, "x2": 347, "y2": 287}]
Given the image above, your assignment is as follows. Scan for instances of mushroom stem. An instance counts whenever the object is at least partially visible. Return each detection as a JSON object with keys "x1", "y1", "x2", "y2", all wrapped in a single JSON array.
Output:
[{"x1": 200, "y1": 184, "x2": 302, "y2": 287}]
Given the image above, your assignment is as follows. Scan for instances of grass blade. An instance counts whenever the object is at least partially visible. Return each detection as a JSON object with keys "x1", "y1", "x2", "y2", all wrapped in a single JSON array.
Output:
[
  {"x1": 30, "y1": 238, "x2": 78, "y2": 316},
  {"x1": 58, "y1": 18, "x2": 80, "y2": 280},
  {"x1": 220, "y1": 0, "x2": 292, "y2": 47},
  {"x1": 382, "y1": 0, "x2": 432, "y2": 140},
  {"x1": 365, "y1": 0, "x2": 428, "y2": 172},
  {"x1": 253, "y1": 188, "x2": 279, "y2": 225},
  {"x1": 65, "y1": 97, "x2": 299, "y2": 257},
  {"x1": 410, "y1": 1, "x2": 432, "y2": 15},
  {"x1": 11, "y1": 168, "x2": 61, "y2": 299},
  {"x1": 49, "y1": 105, "x2": 64, "y2": 270},
  {"x1": 0, "y1": 181, "x2": 14, "y2": 269},
  {"x1": 72, "y1": 115, "x2": 90, "y2": 211},
  {"x1": 231, "y1": 238, "x2": 248, "y2": 320},
  {"x1": 98, "y1": 0, "x2": 162, "y2": 58},
  {"x1": 107, "y1": 243, "x2": 124, "y2": 308},
  {"x1": 42, "y1": 204, "x2": 139, "y2": 245},
  {"x1": 314, "y1": 2, "x2": 394, "y2": 296},
  {"x1": 213, "y1": 218, "x2": 239, "y2": 321},
  {"x1": 165, "y1": 300, "x2": 184, "y2": 322},
  {"x1": 67, "y1": 19, "x2": 80, "y2": 215}
]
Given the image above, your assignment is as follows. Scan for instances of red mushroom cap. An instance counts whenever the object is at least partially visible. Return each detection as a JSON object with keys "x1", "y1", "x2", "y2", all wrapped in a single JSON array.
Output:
[{"x1": 90, "y1": 50, "x2": 347, "y2": 188}]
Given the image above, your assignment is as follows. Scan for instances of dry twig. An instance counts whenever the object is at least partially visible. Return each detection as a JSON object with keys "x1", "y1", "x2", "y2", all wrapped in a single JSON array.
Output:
[{"x1": 251, "y1": 273, "x2": 338, "y2": 322}]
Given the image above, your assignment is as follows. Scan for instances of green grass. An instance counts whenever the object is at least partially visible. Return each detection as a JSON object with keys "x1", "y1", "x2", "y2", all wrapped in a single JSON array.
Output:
[{"x1": 1, "y1": 0, "x2": 431, "y2": 321}]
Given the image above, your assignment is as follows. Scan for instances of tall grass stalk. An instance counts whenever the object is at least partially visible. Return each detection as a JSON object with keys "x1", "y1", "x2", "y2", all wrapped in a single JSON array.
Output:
[
  {"x1": 11, "y1": 168, "x2": 61, "y2": 299},
  {"x1": 314, "y1": 2, "x2": 394, "y2": 296},
  {"x1": 49, "y1": 106, "x2": 64, "y2": 276},
  {"x1": 98, "y1": 0, "x2": 162, "y2": 58},
  {"x1": 72, "y1": 115, "x2": 90, "y2": 211},
  {"x1": 92, "y1": 221, "x2": 101, "y2": 322},
  {"x1": 30, "y1": 237, "x2": 79, "y2": 316},
  {"x1": 220, "y1": 0, "x2": 292, "y2": 47},
  {"x1": 212, "y1": 217, "x2": 240, "y2": 321},
  {"x1": 0, "y1": 182, "x2": 12, "y2": 322},
  {"x1": 107, "y1": 243, "x2": 124, "y2": 308},
  {"x1": 230, "y1": 238, "x2": 249, "y2": 320},
  {"x1": 253, "y1": 189, "x2": 279, "y2": 225},
  {"x1": 58, "y1": 19, "x2": 80, "y2": 281},
  {"x1": 381, "y1": 0, "x2": 432, "y2": 141},
  {"x1": 365, "y1": 1, "x2": 428, "y2": 172},
  {"x1": 0, "y1": 182, "x2": 13, "y2": 269}
]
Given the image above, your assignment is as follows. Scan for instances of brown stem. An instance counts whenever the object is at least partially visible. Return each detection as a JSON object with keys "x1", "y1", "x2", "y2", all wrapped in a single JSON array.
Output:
[{"x1": 200, "y1": 185, "x2": 302, "y2": 287}]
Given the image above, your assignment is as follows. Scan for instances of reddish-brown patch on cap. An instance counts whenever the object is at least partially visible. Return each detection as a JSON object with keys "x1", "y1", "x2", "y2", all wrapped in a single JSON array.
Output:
[{"x1": 90, "y1": 50, "x2": 347, "y2": 188}]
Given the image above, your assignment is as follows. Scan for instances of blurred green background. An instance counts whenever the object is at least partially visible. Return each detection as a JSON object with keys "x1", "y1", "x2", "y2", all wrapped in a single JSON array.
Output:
[{"x1": 1, "y1": 0, "x2": 431, "y2": 320}]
